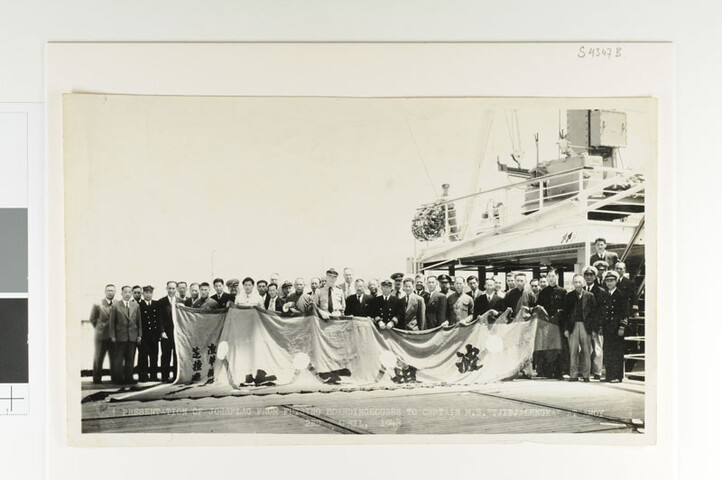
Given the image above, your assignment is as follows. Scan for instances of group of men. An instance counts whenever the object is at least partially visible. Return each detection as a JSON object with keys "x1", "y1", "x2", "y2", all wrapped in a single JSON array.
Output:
[{"x1": 88, "y1": 238, "x2": 636, "y2": 385}]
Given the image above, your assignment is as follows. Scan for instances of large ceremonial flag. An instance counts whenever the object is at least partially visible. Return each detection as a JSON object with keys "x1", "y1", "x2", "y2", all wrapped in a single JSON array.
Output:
[{"x1": 113, "y1": 304, "x2": 552, "y2": 402}]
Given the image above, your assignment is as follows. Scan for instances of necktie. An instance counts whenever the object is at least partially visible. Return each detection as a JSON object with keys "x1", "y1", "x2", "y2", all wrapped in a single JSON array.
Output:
[
  {"x1": 125, "y1": 301, "x2": 130, "y2": 315},
  {"x1": 328, "y1": 287, "x2": 334, "y2": 312},
  {"x1": 406, "y1": 296, "x2": 409, "y2": 309}
]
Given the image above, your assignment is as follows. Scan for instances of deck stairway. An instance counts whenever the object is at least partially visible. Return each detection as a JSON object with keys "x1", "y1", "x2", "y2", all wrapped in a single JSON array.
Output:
[{"x1": 623, "y1": 218, "x2": 646, "y2": 382}]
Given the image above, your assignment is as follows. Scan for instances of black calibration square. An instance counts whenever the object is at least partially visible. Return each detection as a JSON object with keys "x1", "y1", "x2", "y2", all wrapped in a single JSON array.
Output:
[{"x1": 0, "y1": 298, "x2": 28, "y2": 383}]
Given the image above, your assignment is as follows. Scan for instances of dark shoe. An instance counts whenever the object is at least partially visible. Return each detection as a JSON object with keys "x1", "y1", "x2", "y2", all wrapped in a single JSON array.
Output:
[
  {"x1": 569, "y1": 377, "x2": 578, "y2": 382},
  {"x1": 138, "y1": 376, "x2": 149, "y2": 382},
  {"x1": 593, "y1": 374, "x2": 601, "y2": 380},
  {"x1": 583, "y1": 378, "x2": 590, "y2": 382},
  {"x1": 92, "y1": 379, "x2": 102, "y2": 385}
]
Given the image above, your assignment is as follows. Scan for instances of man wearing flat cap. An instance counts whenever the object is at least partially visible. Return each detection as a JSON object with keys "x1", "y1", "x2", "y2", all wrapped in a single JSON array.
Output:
[
  {"x1": 280, "y1": 281, "x2": 293, "y2": 303},
  {"x1": 312, "y1": 268, "x2": 346, "y2": 320},
  {"x1": 137, "y1": 285, "x2": 163, "y2": 381},
  {"x1": 597, "y1": 270, "x2": 630, "y2": 383},
  {"x1": 391, "y1": 272, "x2": 405, "y2": 298},
  {"x1": 369, "y1": 279, "x2": 404, "y2": 330}
]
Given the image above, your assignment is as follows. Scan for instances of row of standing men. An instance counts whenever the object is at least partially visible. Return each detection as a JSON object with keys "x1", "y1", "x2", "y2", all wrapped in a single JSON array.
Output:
[{"x1": 88, "y1": 257, "x2": 633, "y2": 384}]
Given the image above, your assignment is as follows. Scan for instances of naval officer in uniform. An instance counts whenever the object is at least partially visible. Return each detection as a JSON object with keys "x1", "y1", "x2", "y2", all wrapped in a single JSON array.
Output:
[
  {"x1": 137, "y1": 285, "x2": 163, "y2": 381},
  {"x1": 598, "y1": 271, "x2": 630, "y2": 383},
  {"x1": 369, "y1": 279, "x2": 404, "y2": 330}
]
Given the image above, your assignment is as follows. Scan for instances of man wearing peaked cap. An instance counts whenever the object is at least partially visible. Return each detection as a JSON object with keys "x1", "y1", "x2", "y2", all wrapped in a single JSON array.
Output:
[
  {"x1": 312, "y1": 268, "x2": 345, "y2": 320},
  {"x1": 369, "y1": 279, "x2": 404, "y2": 330},
  {"x1": 226, "y1": 278, "x2": 240, "y2": 305},
  {"x1": 437, "y1": 274, "x2": 452, "y2": 296},
  {"x1": 598, "y1": 269, "x2": 629, "y2": 383},
  {"x1": 391, "y1": 272, "x2": 404, "y2": 298},
  {"x1": 137, "y1": 285, "x2": 163, "y2": 382}
]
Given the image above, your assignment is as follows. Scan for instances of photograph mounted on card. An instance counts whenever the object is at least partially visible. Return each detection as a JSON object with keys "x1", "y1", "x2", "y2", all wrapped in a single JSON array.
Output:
[{"x1": 63, "y1": 92, "x2": 655, "y2": 444}]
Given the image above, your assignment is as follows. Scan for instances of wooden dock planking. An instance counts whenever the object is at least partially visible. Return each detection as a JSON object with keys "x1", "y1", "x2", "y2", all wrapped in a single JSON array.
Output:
[
  {"x1": 288, "y1": 391, "x2": 631, "y2": 434},
  {"x1": 82, "y1": 405, "x2": 337, "y2": 434},
  {"x1": 475, "y1": 381, "x2": 644, "y2": 423},
  {"x1": 81, "y1": 379, "x2": 645, "y2": 434}
]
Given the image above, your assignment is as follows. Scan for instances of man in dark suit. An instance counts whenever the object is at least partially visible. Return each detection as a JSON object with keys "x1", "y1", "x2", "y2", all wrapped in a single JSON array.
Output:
[
  {"x1": 89, "y1": 284, "x2": 117, "y2": 383},
  {"x1": 615, "y1": 262, "x2": 636, "y2": 312},
  {"x1": 400, "y1": 277, "x2": 426, "y2": 330},
  {"x1": 137, "y1": 285, "x2": 163, "y2": 381},
  {"x1": 598, "y1": 271, "x2": 630, "y2": 383},
  {"x1": 466, "y1": 275, "x2": 483, "y2": 302},
  {"x1": 504, "y1": 273, "x2": 528, "y2": 319},
  {"x1": 345, "y1": 279, "x2": 373, "y2": 317},
  {"x1": 264, "y1": 283, "x2": 284, "y2": 312},
  {"x1": 425, "y1": 275, "x2": 448, "y2": 329},
  {"x1": 369, "y1": 279, "x2": 404, "y2": 330},
  {"x1": 211, "y1": 278, "x2": 232, "y2": 306},
  {"x1": 528, "y1": 278, "x2": 541, "y2": 307},
  {"x1": 590, "y1": 237, "x2": 619, "y2": 269},
  {"x1": 157, "y1": 280, "x2": 178, "y2": 382},
  {"x1": 536, "y1": 268, "x2": 568, "y2": 378},
  {"x1": 131, "y1": 285, "x2": 142, "y2": 304},
  {"x1": 109, "y1": 286, "x2": 142, "y2": 384},
  {"x1": 563, "y1": 274, "x2": 597, "y2": 382},
  {"x1": 414, "y1": 274, "x2": 431, "y2": 305},
  {"x1": 256, "y1": 279, "x2": 270, "y2": 306},
  {"x1": 438, "y1": 274, "x2": 452, "y2": 296},
  {"x1": 583, "y1": 265, "x2": 606, "y2": 380},
  {"x1": 473, "y1": 278, "x2": 505, "y2": 322},
  {"x1": 192, "y1": 282, "x2": 220, "y2": 310},
  {"x1": 184, "y1": 282, "x2": 200, "y2": 307}
]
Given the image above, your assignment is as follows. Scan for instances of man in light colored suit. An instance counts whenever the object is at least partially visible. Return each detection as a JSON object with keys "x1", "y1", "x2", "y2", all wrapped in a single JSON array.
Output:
[
  {"x1": 109, "y1": 285, "x2": 142, "y2": 384},
  {"x1": 89, "y1": 284, "x2": 117, "y2": 383},
  {"x1": 401, "y1": 277, "x2": 426, "y2": 330}
]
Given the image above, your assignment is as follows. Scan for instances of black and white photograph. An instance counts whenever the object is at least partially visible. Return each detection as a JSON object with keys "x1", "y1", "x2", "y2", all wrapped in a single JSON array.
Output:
[{"x1": 64, "y1": 94, "x2": 656, "y2": 439}]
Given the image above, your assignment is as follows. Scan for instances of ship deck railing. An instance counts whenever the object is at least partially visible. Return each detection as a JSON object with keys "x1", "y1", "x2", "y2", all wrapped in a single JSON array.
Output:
[{"x1": 414, "y1": 165, "x2": 645, "y2": 251}]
